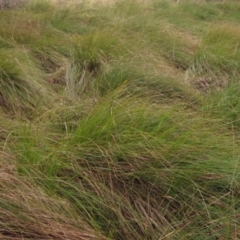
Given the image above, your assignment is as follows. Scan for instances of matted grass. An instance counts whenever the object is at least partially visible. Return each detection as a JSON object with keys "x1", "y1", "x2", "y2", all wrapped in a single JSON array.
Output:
[{"x1": 1, "y1": 0, "x2": 240, "y2": 239}]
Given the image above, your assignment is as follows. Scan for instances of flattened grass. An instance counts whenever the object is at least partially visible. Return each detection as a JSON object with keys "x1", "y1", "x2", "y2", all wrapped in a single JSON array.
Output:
[{"x1": 1, "y1": 0, "x2": 240, "y2": 239}]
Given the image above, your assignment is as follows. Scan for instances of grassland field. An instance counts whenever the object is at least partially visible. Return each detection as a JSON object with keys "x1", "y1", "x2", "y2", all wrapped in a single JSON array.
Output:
[{"x1": 1, "y1": 0, "x2": 240, "y2": 239}]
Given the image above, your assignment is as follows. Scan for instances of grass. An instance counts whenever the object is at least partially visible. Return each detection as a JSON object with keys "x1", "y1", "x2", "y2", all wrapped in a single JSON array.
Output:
[{"x1": 1, "y1": 0, "x2": 240, "y2": 239}]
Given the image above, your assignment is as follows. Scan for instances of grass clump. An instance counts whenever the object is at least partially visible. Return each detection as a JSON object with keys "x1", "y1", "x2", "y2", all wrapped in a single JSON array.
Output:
[
  {"x1": 191, "y1": 24, "x2": 240, "y2": 76},
  {"x1": 1, "y1": 0, "x2": 240, "y2": 239},
  {"x1": 0, "y1": 48, "x2": 53, "y2": 116}
]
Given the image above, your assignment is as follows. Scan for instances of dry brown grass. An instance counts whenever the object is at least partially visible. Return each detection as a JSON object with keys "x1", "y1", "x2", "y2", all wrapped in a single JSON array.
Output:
[
  {"x1": 0, "y1": 0, "x2": 28, "y2": 9},
  {"x1": 0, "y1": 152, "x2": 106, "y2": 240}
]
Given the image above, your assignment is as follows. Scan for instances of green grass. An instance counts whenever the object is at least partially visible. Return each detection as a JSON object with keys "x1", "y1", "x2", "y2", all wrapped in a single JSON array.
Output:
[{"x1": 1, "y1": 0, "x2": 240, "y2": 239}]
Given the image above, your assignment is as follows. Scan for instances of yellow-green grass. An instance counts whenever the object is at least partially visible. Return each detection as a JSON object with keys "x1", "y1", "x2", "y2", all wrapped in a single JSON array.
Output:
[{"x1": 1, "y1": 0, "x2": 240, "y2": 239}]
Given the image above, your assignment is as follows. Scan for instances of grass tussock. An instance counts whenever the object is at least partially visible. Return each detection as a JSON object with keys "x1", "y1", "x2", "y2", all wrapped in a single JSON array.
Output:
[
  {"x1": 1, "y1": 0, "x2": 240, "y2": 239},
  {"x1": 0, "y1": 153, "x2": 106, "y2": 240}
]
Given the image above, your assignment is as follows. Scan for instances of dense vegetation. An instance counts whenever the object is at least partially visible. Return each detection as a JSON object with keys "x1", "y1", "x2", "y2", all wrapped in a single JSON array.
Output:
[{"x1": 1, "y1": 0, "x2": 240, "y2": 239}]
